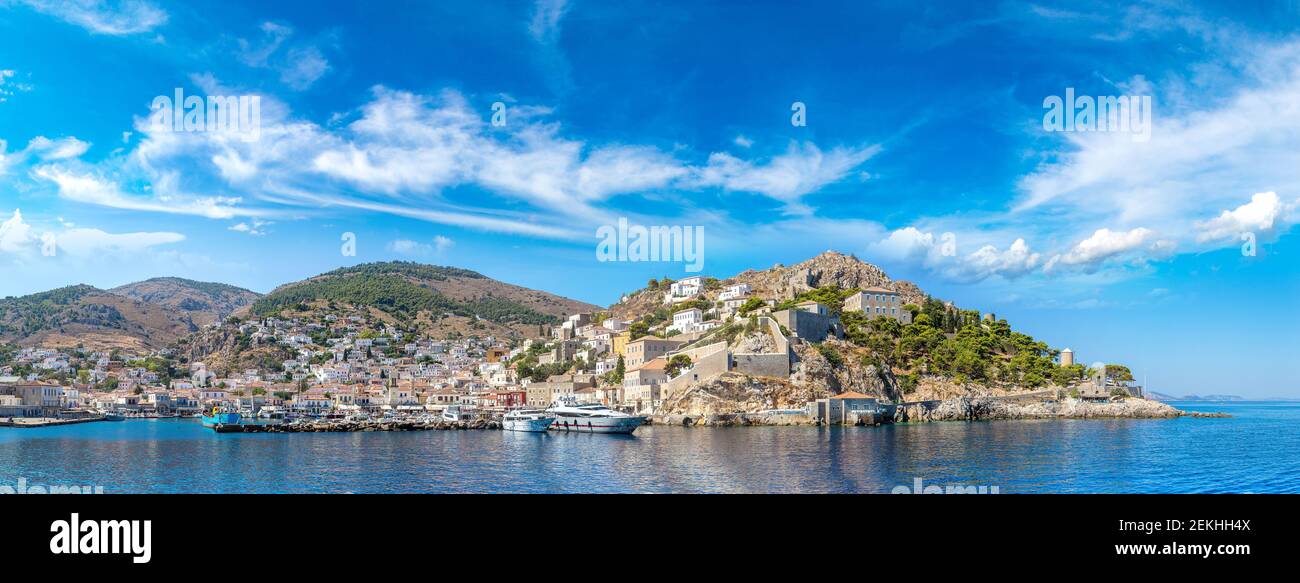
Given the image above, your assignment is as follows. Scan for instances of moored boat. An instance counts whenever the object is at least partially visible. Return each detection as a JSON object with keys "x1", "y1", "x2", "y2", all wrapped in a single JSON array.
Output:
[
  {"x1": 200, "y1": 407, "x2": 243, "y2": 428},
  {"x1": 441, "y1": 405, "x2": 473, "y2": 423},
  {"x1": 502, "y1": 409, "x2": 555, "y2": 432},
  {"x1": 546, "y1": 398, "x2": 645, "y2": 434}
]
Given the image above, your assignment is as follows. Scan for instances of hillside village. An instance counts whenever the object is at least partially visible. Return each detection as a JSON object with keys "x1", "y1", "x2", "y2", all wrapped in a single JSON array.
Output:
[{"x1": 0, "y1": 252, "x2": 1144, "y2": 423}]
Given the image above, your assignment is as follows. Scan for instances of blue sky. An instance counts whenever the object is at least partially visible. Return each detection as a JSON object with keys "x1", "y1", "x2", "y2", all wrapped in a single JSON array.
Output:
[{"x1": 1, "y1": 0, "x2": 1299, "y2": 396}]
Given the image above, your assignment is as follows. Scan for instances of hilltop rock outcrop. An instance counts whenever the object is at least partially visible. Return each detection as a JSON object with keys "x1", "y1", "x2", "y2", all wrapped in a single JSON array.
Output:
[{"x1": 733, "y1": 250, "x2": 927, "y2": 305}]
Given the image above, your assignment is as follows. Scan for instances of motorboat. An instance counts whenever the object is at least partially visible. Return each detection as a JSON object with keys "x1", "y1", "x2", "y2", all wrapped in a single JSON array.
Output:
[
  {"x1": 546, "y1": 397, "x2": 645, "y2": 434},
  {"x1": 502, "y1": 409, "x2": 555, "y2": 432}
]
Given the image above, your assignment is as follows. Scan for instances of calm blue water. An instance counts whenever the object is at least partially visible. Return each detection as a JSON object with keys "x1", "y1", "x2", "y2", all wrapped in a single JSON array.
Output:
[{"x1": 1, "y1": 401, "x2": 1296, "y2": 493}]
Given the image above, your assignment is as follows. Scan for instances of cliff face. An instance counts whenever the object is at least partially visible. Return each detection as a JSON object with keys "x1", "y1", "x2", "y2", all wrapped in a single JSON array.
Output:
[
  {"x1": 656, "y1": 372, "x2": 823, "y2": 416},
  {"x1": 791, "y1": 339, "x2": 901, "y2": 401}
]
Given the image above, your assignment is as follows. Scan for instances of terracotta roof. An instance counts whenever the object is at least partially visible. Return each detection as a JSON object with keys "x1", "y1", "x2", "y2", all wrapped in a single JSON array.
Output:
[
  {"x1": 861, "y1": 286, "x2": 895, "y2": 294},
  {"x1": 628, "y1": 357, "x2": 668, "y2": 372}
]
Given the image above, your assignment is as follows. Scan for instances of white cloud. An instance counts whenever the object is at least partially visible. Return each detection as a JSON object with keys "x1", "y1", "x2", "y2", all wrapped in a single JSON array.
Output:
[
  {"x1": 25, "y1": 136, "x2": 91, "y2": 160},
  {"x1": 0, "y1": 208, "x2": 182, "y2": 258},
  {"x1": 388, "y1": 236, "x2": 454, "y2": 257},
  {"x1": 1195, "y1": 191, "x2": 1297, "y2": 243},
  {"x1": 869, "y1": 227, "x2": 946, "y2": 267},
  {"x1": 16, "y1": 0, "x2": 168, "y2": 36},
  {"x1": 55, "y1": 227, "x2": 184, "y2": 256},
  {"x1": 36, "y1": 80, "x2": 870, "y2": 243},
  {"x1": 1061, "y1": 227, "x2": 1154, "y2": 265},
  {"x1": 32, "y1": 166, "x2": 251, "y2": 219},
  {"x1": 1016, "y1": 41, "x2": 1300, "y2": 240},
  {"x1": 692, "y1": 141, "x2": 880, "y2": 213},
  {"x1": 228, "y1": 219, "x2": 271, "y2": 236},
  {"x1": 1044, "y1": 227, "x2": 1172, "y2": 273},
  {"x1": 733, "y1": 135, "x2": 754, "y2": 148},
  {"x1": 0, "y1": 69, "x2": 31, "y2": 103},
  {"x1": 0, "y1": 208, "x2": 34, "y2": 252},
  {"x1": 868, "y1": 227, "x2": 1042, "y2": 282},
  {"x1": 528, "y1": 0, "x2": 570, "y2": 45},
  {"x1": 281, "y1": 46, "x2": 330, "y2": 90}
]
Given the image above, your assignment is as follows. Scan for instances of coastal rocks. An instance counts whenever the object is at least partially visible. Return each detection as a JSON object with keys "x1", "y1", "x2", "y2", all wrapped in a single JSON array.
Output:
[
  {"x1": 650, "y1": 412, "x2": 816, "y2": 427},
  {"x1": 791, "y1": 339, "x2": 898, "y2": 400},
  {"x1": 656, "y1": 372, "x2": 814, "y2": 416},
  {"x1": 893, "y1": 397, "x2": 1210, "y2": 423}
]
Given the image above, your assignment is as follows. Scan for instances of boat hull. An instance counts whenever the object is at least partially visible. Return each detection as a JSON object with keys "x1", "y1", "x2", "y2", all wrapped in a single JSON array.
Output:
[
  {"x1": 200, "y1": 413, "x2": 243, "y2": 428},
  {"x1": 549, "y1": 415, "x2": 645, "y2": 434},
  {"x1": 503, "y1": 417, "x2": 555, "y2": 432}
]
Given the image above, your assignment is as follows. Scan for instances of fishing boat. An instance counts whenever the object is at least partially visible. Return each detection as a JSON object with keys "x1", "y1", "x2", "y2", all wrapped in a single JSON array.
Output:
[
  {"x1": 502, "y1": 409, "x2": 555, "y2": 432},
  {"x1": 546, "y1": 397, "x2": 646, "y2": 434},
  {"x1": 102, "y1": 413, "x2": 125, "y2": 422},
  {"x1": 200, "y1": 407, "x2": 243, "y2": 428}
]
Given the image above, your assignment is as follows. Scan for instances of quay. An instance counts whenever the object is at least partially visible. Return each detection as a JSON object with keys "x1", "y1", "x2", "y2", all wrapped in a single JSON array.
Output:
[
  {"x1": 209, "y1": 418, "x2": 502, "y2": 433},
  {"x1": 0, "y1": 415, "x2": 107, "y2": 428}
]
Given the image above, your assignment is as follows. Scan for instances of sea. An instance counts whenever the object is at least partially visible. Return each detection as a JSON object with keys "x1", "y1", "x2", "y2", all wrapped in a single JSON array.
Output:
[{"x1": 1, "y1": 401, "x2": 1296, "y2": 493}]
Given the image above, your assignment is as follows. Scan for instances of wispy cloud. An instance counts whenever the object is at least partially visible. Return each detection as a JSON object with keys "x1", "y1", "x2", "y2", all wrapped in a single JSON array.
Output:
[
  {"x1": 0, "y1": 68, "x2": 32, "y2": 103},
  {"x1": 13, "y1": 0, "x2": 168, "y2": 36},
  {"x1": 235, "y1": 21, "x2": 332, "y2": 90},
  {"x1": 527, "y1": 0, "x2": 573, "y2": 94}
]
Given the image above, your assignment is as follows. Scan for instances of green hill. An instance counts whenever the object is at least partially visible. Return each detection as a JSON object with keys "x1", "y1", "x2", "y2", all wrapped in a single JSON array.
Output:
[{"x1": 250, "y1": 261, "x2": 567, "y2": 326}]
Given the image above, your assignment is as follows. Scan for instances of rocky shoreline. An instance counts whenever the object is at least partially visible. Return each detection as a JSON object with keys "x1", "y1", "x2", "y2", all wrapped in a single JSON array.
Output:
[
  {"x1": 650, "y1": 397, "x2": 1229, "y2": 427},
  {"x1": 891, "y1": 397, "x2": 1229, "y2": 423},
  {"x1": 207, "y1": 398, "x2": 1229, "y2": 432}
]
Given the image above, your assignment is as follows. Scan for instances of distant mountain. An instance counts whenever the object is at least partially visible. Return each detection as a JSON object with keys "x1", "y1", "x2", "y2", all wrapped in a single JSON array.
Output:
[
  {"x1": 0, "y1": 284, "x2": 199, "y2": 350},
  {"x1": 1147, "y1": 391, "x2": 1246, "y2": 402},
  {"x1": 1, "y1": 263, "x2": 598, "y2": 354},
  {"x1": 249, "y1": 261, "x2": 598, "y2": 336},
  {"x1": 111, "y1": 277, "x2": 260, "y2": 326}
]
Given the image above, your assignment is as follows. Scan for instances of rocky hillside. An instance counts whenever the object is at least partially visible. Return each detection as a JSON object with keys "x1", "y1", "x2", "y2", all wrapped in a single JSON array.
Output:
[
  {"x1": 0, "y1": 285, "x2": 199, "y2": 350},
  {"x1": 732, "y1": 250, "x2": 927, "y2": 306},
  {"x1": 608, "y1": 250, "x2": 927, "y2": 319},
  {"x1": 111, "y1": 277, "x2": 260, "y2": 326}
]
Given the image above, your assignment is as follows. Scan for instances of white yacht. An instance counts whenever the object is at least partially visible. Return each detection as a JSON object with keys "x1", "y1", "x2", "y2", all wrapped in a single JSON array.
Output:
[
  {"x1": 502, "y1": 409, "x2": 555, "y2": 432},
  {"x1": 546, "y1": 397, "x2": 646, "y2": 434}
]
